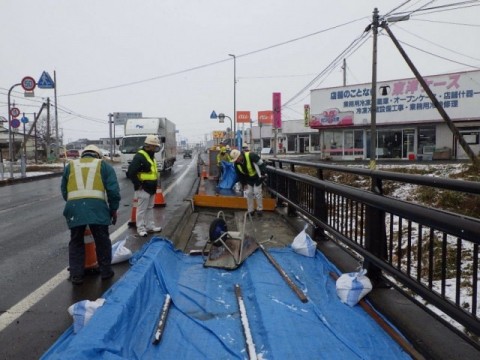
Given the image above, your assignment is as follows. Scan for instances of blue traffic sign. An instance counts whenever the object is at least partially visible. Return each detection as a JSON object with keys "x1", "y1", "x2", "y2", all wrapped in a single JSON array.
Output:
[
  {"x1": 37, "y1": 71, "x2": 55, "y2": 89},
  {"x1": 10, "y1": 119, "x2": 20, "y2": 128},
  {"x1": 210, "y1": 111, "x2": 217, "y2": 119},
  {"x1": 21, "y1": 116, "x2": 29, "y2": 124}
]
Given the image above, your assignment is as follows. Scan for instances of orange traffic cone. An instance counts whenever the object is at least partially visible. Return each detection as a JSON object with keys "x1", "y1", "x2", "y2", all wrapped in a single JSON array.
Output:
[
  {"x1": 154, "y1": 185, "x2": 166, "y2": 207},
  {"x1": 128, "y1": 196, "x2": 138, "y2": 227},
  {"x1": 84, "y1": 226, "x2": 98, "y2": 270}
]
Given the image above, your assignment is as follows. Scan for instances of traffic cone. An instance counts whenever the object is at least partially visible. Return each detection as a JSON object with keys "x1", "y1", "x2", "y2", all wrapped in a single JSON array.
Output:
[
  {"x1": 84, "y1": 226, "x2": 98, "y2": 270},
  {"x1": 128, "y1": 196, "x2": 138, "y2": 227},
  {"x1": 154, "y1": 185, "x2": 166, "y2": 207},
  {"x1": 201, "y1": 164, "x2": 208, "y2": 179}
]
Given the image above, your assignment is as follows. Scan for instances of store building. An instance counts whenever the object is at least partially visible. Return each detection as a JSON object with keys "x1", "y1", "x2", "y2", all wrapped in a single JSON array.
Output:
[{"x1": 306, "y1": 70, "x2": 480, "y2": 161}]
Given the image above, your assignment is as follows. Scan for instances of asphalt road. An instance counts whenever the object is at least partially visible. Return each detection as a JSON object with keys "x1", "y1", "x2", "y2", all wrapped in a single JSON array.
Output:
[{"x1": 0, "y1": 156, "x2": 199, "y2": 360}]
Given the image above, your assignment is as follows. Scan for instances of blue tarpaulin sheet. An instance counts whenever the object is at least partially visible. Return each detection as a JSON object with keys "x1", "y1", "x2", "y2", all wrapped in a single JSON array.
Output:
[{"x1": 42, "y1": 238, "x2": 411, "y2": 359}]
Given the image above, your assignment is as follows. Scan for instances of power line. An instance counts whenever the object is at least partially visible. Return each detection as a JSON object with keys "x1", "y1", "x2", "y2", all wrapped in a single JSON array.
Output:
[{"x1": 59, "y1": 17, "x2": 367, "y2": 98}]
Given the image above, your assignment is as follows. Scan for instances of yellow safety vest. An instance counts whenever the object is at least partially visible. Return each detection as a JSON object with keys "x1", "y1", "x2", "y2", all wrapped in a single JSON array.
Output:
[
  {"x1": 236, "y1": 152, "x2": 256, "y2": 177},
  {"x1": 67, "y1": 158, "x2": 106, "y2": 200},
  {"x1": 137, "y1": 150, "x2": 158, "y2": 181}
]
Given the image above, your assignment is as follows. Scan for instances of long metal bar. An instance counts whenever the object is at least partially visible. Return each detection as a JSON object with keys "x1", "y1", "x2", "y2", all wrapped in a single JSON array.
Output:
[
  {"x1": 234, "y1": 284, "x2": 257, "y2": 360},
  {"x1": 152, "y1": 294, "x2": 172, "y2": 345},
  {"x1": 257, "y1": 236, "x2": 308, "y2": 303}
]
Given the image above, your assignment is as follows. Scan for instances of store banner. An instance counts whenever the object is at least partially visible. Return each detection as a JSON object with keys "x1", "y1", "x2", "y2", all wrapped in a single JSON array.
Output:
[
  {"x1": 309, "y1": 70, "x2": 480, "y2": 127},
  {"x1": 258, "y1": 110, "x2": 273, "y2": 125},
  {"x1": 273, "y1": 92, "x2": 282, "y2": 129},
  {"x1": 304, "y1": 105, "x2": 310, "y2": 127},
  {"x1": 236, "y1": 111, "x2": 251, "y2": 124}
]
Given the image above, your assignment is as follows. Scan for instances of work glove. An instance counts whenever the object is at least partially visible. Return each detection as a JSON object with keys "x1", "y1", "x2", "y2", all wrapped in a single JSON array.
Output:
[{"x1": 111, "y1": 210, "x2": 118, "y2": 225}]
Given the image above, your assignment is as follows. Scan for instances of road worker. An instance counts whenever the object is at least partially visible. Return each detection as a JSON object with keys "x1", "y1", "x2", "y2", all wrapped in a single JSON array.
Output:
[
  {"x1": 61, "y1": 145, "x2": 120, "y2": 285},
  {"x1": 230, "y1": 148, "x2": 266, "y2": 217},
  {"x1": 127, "y1": 135, "x2": 163, "y2": 237}
]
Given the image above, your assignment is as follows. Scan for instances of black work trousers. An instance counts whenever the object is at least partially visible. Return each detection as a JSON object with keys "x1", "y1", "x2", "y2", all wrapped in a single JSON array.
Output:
[{"x1": 69, "y1": 224, "x2": 112, "y2": 277}]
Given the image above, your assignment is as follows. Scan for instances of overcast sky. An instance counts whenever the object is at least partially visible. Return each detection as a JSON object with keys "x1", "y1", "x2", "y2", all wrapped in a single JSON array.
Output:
[{"x1": 1, "y1": 0, "x2": 479, "y2": 145}]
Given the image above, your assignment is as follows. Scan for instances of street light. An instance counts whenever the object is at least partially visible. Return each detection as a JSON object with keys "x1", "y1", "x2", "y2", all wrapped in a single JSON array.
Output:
[
  {"x1": 217, "y1": 113, "x2": 233, "y2": 145},
  {"x1": 228, "y1": 54, "x2": 236, "y2": 146}
]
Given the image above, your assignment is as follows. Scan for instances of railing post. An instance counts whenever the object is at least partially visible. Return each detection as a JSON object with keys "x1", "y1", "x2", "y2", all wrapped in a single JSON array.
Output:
[
  {"x1": 364, "y1": 176, "x2": 387, "y2": 284},
  {"x1": 287, "y1": 163, "x2": 297, "y2": 216},
  {"x1": 313, "y1": 168, "x2": 327, "y2": 241}
]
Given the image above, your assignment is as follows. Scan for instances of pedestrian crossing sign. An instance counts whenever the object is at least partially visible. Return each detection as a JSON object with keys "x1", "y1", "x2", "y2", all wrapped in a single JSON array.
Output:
[{"x1": 37, "y1": 71, "x2": 55, "y2": 89}]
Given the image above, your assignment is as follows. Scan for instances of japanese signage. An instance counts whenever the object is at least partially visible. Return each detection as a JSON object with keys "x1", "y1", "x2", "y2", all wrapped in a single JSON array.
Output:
[
  {"x1": 236, "y1": 111, "x2": 251, "y2": 124},
  {"x1": 272, "y1": 92, "x2": 282, "y2": 129},
  {"x1": 303, "y1": 105, "x2": 310, "y2": 127},
  {"x1": 309, "y1": 70, "x2": 480, "y2": 128},
  {"x1": 258, "y1": 110, "x2": 273, "y2": 125},
  {"x1": 212, "y1": 130, "x2": 225, "y2": 139},
  {"x1": 113, "y1": 112, "x2": 142, "y2": 125}
]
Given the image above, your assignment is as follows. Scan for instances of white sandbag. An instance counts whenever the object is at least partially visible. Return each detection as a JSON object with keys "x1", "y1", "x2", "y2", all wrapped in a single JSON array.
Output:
[
  {"x1": 336, "y1": 269, "x2": 372, "y2": 307},
  {"x1": 68, "y1": 298, "x2": 105, "y2": 334},
  {"x1": 111, "y1": 239, "x2": 133, "y2": 264},
  {"x1": 291, "y1": 224, "x2": 316, "y2": 257}
]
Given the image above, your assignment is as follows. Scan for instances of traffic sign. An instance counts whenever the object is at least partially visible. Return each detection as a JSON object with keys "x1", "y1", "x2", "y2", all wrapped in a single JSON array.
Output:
[
  {"x1": 10, "y1": 119, "x2": 20, "y2": 128},
  {"x1": 37, "y1": 71, "x2": 55, "y2": 89},
  {"x1": 21, "y1": 116, "x2": 29, "y2": 124},
  {"x1": 21, "y1": 76, "x2": 36, "y2": 91},
  {"x1": 210, "y1": 111, "x2": 217, "y2": 119},
  {"x1": 10, "y1": 107, "x2": 20, "y2": 118}
]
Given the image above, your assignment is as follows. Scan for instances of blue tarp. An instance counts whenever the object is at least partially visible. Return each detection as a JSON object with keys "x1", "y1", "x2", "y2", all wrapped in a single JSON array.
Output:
[
  {"x1": 218, "y1": 160, "x2": 238, "y2": 189},
  {"x1": 42, "y1": 238, "x2": 411, "y2": 359}
]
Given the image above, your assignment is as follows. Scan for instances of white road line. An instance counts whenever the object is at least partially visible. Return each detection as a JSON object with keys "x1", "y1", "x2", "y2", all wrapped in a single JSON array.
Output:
[{"x1": 0, "y1": 159, "x2": 197, "y2": 332}]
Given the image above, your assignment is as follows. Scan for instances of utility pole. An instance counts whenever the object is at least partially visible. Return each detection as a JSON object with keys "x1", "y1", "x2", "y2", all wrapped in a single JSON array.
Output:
[
  {"x1": 369, "y1": 8, "x2": 379, "y2": 170},
  {"x1": 54, "y1": 71, "x2": 59, "y2": 159},
  {"x1": 228, "y1": 54, "x2": 237, "y2": 147},
  {"x1": 46, "y1": 97, "x2": 51, "y2": 161},
  {"x1": 108, "y1": 113, "x2": 114, "y2": 161},
  {"x1": 342, "y1": 58, "x2": 347, "y2": 86}
]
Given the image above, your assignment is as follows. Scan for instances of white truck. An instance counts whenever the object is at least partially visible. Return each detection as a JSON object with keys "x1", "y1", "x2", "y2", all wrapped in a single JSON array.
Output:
[{"x1": 119, "y1": 117, "x2": 177, "y2": 173}]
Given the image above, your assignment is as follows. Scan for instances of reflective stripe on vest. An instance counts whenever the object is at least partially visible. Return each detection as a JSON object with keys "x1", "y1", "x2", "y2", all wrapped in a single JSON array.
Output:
[
  {"x1": 236, "y1": 152, "x2": 256, "y2": 177},
  {"x1": 137, "y1": 149, "x2": 158, "y2": 181},
  {"x1": 67, "y1": 158, "x2": 106, "y2": 200}
]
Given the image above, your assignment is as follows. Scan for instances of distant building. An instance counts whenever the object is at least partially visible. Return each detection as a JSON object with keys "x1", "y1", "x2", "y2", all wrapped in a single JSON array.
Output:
[{"x1": 308, "y1": 70, "x2": 480, "y2": 161}]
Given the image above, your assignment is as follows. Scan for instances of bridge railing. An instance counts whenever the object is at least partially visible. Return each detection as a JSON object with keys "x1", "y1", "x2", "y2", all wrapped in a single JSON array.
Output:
[{"x1": 266, "y1": 158, "x2": 480, "y2": 338}]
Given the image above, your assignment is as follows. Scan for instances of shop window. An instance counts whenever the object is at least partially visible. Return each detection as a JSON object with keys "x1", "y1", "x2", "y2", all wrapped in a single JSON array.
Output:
[
  {"x1": 418, "y1": 126, "x2": 435, "y2": 155},
  {"x1": 311, "y1": 133, "x2": 320, "y2": 151}
]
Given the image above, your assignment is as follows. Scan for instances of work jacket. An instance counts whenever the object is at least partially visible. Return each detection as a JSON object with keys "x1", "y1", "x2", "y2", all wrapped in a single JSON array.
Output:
[
  {"x1": 61, "y1": 155, "x2": 120, "y2": 229},
  {"x1": 127, "y1": 148, "x2": 158, "y2": 195},
  {"x1": 234, "y1": 152, "x2": 266, "y2": 186}
]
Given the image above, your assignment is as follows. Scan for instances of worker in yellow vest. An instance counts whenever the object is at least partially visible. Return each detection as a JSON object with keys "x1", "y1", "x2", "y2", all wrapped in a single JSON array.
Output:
[
  {"x1": 230, "y1": 149, "x2": 267, "y2": 217},
  {"x1": 61, "y1": 145, "x2": 120, "y2": 285},
  {"x1": 127, "y1": 135, "x2": 163, "y2": 237}
]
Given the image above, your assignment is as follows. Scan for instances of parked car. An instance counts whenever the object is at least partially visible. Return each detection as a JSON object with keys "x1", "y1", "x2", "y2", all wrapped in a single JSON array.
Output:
[
  {"x1": 60, "y1": 149, "x2": 80, "y2": 158},
  {"x1": 183, "y1": 150, "x2": 192, "y2": 159}
]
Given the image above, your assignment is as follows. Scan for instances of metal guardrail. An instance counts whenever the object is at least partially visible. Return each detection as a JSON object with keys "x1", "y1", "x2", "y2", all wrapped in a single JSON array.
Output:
[{"x1": 266, "y1": 158, "x2": 480, "y2": 339}]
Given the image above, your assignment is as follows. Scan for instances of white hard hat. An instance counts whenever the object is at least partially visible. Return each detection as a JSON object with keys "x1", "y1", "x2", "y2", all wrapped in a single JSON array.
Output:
[
  {"x1": 242, "y1": 143, "x2": 249, "y2": 149},
  {"x1": 82, "y1": 145, "x2": 102, "y2": 158},
  {"x1": 230, "y1": 149, "x2": 241, "y2": 162},
  {"x1": 145, "y1": 135, "x2": 160, "y2": 146}
]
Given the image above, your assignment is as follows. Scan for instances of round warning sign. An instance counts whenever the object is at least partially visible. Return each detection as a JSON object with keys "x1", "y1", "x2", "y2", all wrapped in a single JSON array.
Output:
[
  {"x1": 10, "y1": 107, "x2": 20, "y2": 118},
  {"x1": 10, "y1": 119, "x2": 20, "y2": 128},
  {"x1": 21, "y1": 76, "x2": 36, "y2": 91}
]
